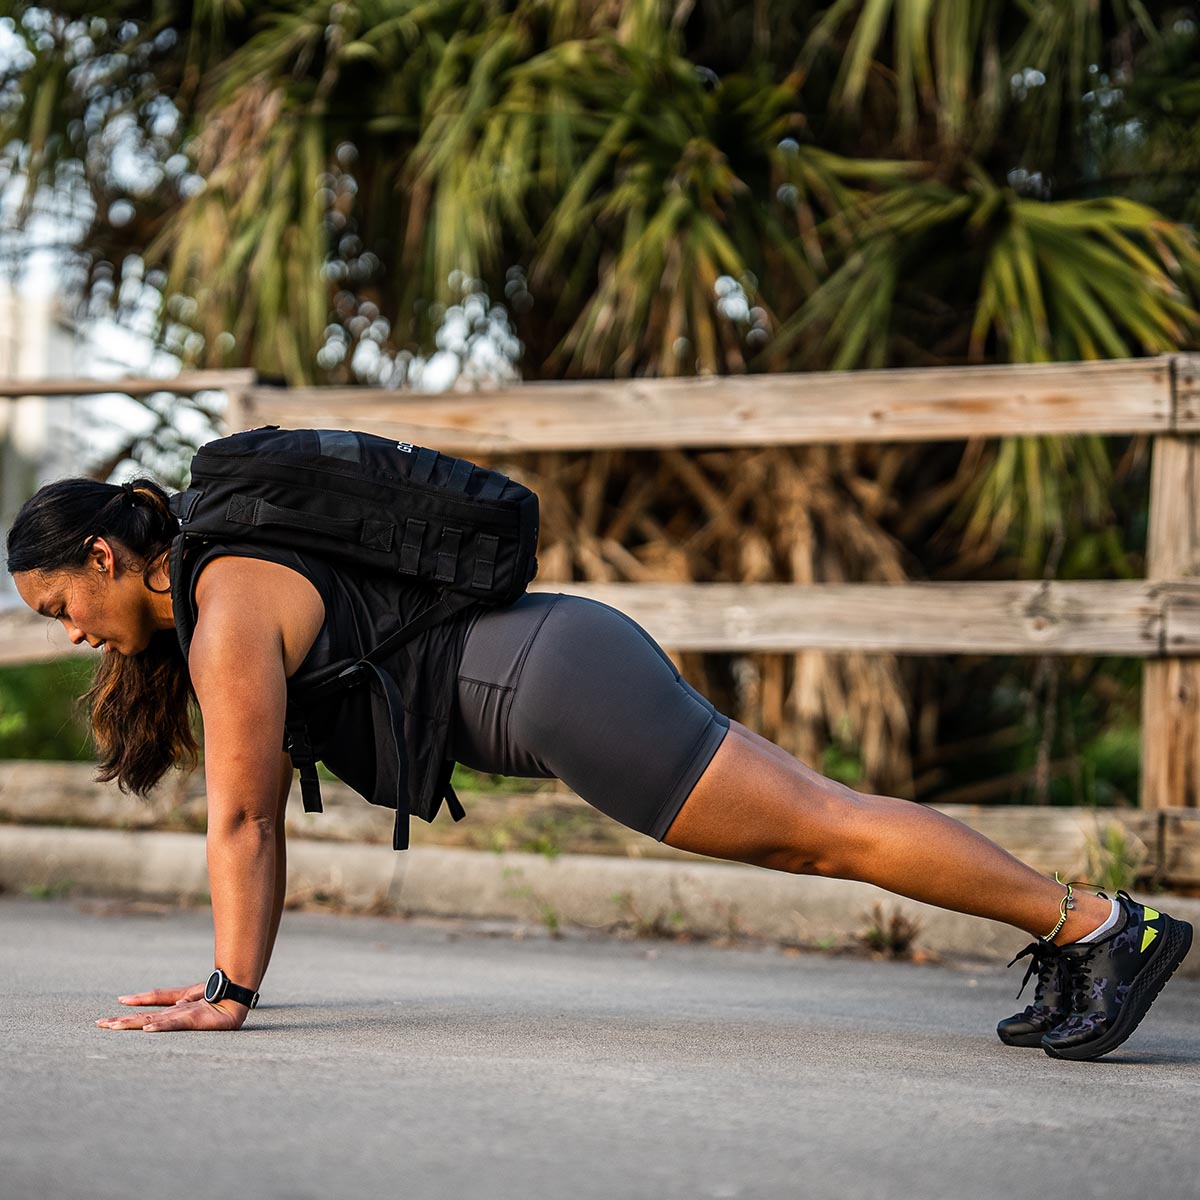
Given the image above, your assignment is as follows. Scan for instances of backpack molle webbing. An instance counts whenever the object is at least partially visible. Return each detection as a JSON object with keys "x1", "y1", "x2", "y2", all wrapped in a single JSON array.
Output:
[{"x1": 169, "y1": 426, "x2": 538, "y2": 605}]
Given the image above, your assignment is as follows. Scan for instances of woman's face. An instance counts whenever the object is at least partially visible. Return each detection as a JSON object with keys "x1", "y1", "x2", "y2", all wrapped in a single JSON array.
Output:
[{"x1": 12, "y1": 537, "x2": 160, "y2": 657}]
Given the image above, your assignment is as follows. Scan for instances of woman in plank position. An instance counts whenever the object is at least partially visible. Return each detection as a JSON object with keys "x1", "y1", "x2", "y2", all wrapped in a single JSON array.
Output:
[{"x1": 6, "y1": 473, "x2": 1192, "y2": 1061}]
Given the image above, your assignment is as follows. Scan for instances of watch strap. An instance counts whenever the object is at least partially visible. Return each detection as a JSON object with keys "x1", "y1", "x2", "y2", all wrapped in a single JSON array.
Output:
[{"x1": 223, "y1": 979, "x2": 261, "y2": 1009}]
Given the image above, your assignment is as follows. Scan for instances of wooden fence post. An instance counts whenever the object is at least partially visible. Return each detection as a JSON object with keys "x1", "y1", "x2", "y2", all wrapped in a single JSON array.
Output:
[
  {"x1": 1141, "y1": 357, "x2": 1200, "y2": 809},
  {"x1": 223, "y1": 389, "x2": 255, "y2": 435}
]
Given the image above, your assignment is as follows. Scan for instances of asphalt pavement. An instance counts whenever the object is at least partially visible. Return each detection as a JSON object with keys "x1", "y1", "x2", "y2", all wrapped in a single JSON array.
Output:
[{"x1": 2, "y1": 895, "x2": 1198, "y2": 1200}]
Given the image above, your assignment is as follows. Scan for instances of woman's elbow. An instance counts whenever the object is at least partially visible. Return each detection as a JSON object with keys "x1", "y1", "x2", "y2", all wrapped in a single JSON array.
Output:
[{"x1": 207, "y1": 806, "x2": 279, "y2": 842}]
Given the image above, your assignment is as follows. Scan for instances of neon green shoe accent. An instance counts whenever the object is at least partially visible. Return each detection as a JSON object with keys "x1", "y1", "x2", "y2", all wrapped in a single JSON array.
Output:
[
  {"x1": 1141, "y1": 924, "x2": 1159, "y2": 953},
  {"x1": 1145, "y1": 907, "x2": 1160, "y2": 921}
]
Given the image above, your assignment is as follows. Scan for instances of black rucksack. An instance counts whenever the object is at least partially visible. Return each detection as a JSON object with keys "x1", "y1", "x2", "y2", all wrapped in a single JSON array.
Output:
[
  {"x1": 169, "y1": 425, "x2": 538, "y2": 602},
  {"x1": 168, "y1": 425, "x2": 540, "y2": 844}
]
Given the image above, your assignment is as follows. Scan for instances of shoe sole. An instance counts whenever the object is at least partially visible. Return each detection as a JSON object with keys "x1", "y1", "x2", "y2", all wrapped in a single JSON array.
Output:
[
  {"x1": 997, "y1": 1028, "x2": 1051, "y2": 1047},
  {"x1": 1042, "y1": 915, "x2": 1193, "y2": 1061}
]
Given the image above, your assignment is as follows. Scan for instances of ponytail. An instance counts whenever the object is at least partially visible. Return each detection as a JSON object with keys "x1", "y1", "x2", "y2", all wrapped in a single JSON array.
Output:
[{"x1": 5, "y1": 477, "x2": 199, "y2": 797}]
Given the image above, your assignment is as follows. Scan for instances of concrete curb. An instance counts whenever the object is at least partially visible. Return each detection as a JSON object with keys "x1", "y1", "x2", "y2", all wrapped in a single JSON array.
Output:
[{"x1": 4, "y1": 823, "x2": 1200, "y2": 976}]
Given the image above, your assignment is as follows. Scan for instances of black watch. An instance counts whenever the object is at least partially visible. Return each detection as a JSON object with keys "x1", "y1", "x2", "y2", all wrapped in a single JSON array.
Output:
[{"x1": 204, "y1": 968, "x2": 260, "y2": 1009}]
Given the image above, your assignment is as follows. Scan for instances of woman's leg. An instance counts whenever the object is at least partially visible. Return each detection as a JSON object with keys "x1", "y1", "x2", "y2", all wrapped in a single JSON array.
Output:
[
  {"x1": 453, "y1": 594, "x2": 1108, "y2": 944},
  {"x1": 662, "y1": 719, "x2": 1112, "y2": 944}
]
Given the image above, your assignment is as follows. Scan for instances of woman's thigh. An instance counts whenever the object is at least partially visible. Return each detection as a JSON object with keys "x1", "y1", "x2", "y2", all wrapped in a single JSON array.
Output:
[{"x1": 449, "y1": 591, "x2": 731, "y2": 840}]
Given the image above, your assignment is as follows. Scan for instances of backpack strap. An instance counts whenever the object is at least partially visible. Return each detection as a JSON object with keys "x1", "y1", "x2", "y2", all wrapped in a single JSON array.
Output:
[
  {"x1": 288, "y1": 589, "x2": 477, "y2": 711},
  {"x1": 434, "y1": 757, "x2": 466, "y2": 823},
  {"x1": 360, "y1": 660, "x2": 411, "y2": 850},
  {"x1": 281, "y1": 589, "x2": 479, "y2": 841},
  {"x1": 475, "y1": 474, "x2": 508, "y2": 501},
  {"x1": 281, "y1": 712, "x2": 324, "y2": 814},
  {"x1": 472, "y1": 534, "x2": 500, "y2": 591},
  {"x1": 357, "y1": 589, "x2": 478, "y2": 669},
  {"x1": 399, "y1": 518, "x2": 426, "y2": 575},
  {"x1": 447, "y1": 457, "x2": 473, "y2": 493},
  {"x1": 225, "y1": 493, "x2": 396, "y2": 554},
  {"x1": 167, "y1": 532, "x2": 197, "y2": 660},
  {"x1": 410, "y1": 447, "x2": 438, "y2": 485},
  {"x1": 434, "y1": 526, "x2": 463, "y2": 584}
]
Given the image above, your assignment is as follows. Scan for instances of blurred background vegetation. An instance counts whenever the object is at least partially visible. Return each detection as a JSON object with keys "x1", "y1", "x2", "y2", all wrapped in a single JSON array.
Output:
[{"x1": 2, "y1": 1, "x2": 1198, "y2": 808}]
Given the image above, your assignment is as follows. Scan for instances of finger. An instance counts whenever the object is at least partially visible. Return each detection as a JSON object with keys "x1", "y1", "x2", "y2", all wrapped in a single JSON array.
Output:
[
  {"x1": 97, "y1": 1008, "x2": 167, "y2": 1029},
  {"x1": 118, "y1": 988, "x2": 185, "y2": 1006},
  {"x1": 97, "y1": 1016, "x2": 150, "y2": 1030}
]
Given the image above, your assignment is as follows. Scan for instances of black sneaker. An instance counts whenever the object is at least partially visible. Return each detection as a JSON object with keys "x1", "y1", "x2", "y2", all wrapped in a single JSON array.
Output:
[
  {"x1": 1041, "y1": 890, "x2": 1193, "y2": 1061},
  {"x1": 996, "y1": 939, "x2": 1072, "y2": 1046}
]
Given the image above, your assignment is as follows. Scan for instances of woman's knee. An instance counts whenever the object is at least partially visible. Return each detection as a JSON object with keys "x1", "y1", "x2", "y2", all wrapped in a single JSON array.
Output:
[
  {"x1": 752, "y1": 790, "x2": 878, "y2": 877},
  {"x1": 663, "y1": 723, "x2": 874, "y2": 874}
]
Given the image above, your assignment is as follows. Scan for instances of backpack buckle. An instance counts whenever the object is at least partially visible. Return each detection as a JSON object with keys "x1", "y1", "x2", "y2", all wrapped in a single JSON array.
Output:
[{"x1": 283, "y1": 719, "x2": 324, "y2": 814}]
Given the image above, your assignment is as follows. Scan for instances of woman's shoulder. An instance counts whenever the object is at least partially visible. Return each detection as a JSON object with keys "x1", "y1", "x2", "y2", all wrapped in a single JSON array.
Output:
[{"x1": 186, "y1": 541, "x2": 330, "y2": 678}]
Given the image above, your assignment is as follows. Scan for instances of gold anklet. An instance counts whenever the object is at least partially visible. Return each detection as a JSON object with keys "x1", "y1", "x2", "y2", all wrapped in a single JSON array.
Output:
[{"x1": 1041, "y1": 872, "x2": 1077, "y2": 942}]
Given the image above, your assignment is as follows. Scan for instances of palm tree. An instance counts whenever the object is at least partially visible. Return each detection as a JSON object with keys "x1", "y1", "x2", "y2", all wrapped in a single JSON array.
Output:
[{"x1": 3, "y1": 1, "x2": 1197, "y2": 802}]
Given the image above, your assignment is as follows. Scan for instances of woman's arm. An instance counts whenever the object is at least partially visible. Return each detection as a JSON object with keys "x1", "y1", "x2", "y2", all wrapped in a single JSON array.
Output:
[
  {"x1": 99, "y1": 570, "x2": 292, "y2": 1032},
  {"x1": 97, "y1": 556, "x2": 324, "y2": 1032},
  {"x1": 188, "y1": 574, "x2": 292, "y2": 1019},
  {"x1": 260, "y1": 751, "x2": 294, "y2": 979}
]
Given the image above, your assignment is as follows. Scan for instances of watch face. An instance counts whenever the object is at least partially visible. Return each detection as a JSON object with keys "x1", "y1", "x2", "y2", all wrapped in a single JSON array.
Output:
[{"x1": 204, "y1": 969, "x2": 225, "y2": 1004}]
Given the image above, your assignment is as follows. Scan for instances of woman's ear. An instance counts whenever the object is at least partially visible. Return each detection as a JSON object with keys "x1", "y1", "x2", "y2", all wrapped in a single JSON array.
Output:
[{"x1": 84, "y1": 536, "x2": 116, "y2": 576}]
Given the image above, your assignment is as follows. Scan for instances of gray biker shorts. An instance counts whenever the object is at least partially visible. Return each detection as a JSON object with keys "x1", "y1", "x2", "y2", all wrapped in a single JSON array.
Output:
[{"x1": 448, "y1": 592, "x2": 731, "y2": 841}]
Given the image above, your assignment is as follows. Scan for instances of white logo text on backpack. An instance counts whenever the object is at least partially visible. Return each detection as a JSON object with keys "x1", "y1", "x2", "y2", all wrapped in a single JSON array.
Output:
[{"x1": 396, "y1": 442, "x2": 414, "y2": 453}]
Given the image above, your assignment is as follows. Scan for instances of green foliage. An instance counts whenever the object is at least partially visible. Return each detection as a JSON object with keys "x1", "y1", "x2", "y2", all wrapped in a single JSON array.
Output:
[
  {"x1": 537, "y1": 900, "x2": 562, "y2": 935},
  {"x1": 450, "y1": 762, "x2": 552, "y2": 794},
  {"x1": 477, "y1": 805, "x2": 594, "y2": 858},
  {"x1": 23, "y1": 879, "x2": 75, "y2": 899},
  {"x1": 609, "y1": 889, "x2": 690, "y2": 939},
  {"x1": 3, "y1": 2, "x2": 1196, "y2": 383},
  {"x1": 1083, "y1": 820, "x2": 1149, "y2": 894},
  {"x1": 820, "y1": 718, "x2": 866, "y2": 787},
  {"x1": 856, "y1": 901, "x2": 922, "y2": 959},
  {"x1": 3, "y1": 2, "x2": 1196, "y2": 807},
  {"x1": 0, "y1": 660, "x2": 95, "y2": 761},
  {"x1": 924, "y1": 653, "x2": 1144, "y2": 809},
  {"x1": 3, "y1": 1, "x2": 1193, "y2": 571},
  {"x1": 1079, "y1": 726, "x2": 1142, "y2": 808},
  {"x1": 500, "y1": 865, "x2": 564, "y2": 935}
]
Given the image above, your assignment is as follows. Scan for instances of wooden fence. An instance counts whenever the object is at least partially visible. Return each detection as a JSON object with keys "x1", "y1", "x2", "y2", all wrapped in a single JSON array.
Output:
[{"x1": 3, "y1": 355, "x2": 1200, "y2": 820}]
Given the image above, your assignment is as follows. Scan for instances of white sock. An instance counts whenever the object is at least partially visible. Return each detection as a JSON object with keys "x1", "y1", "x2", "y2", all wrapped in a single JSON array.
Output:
[{"x1": 1072, "y1": 897, "x2": 1122, "y2": 944}]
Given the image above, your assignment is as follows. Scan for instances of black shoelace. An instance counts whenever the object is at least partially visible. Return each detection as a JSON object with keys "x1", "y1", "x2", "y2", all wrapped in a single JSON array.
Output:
[
  {"x1": 1064, "y1": 945, "x2": 1102, "y2": 1013},
  {"x1": 1006, "y1": 939, "x2": 1071, "y2": 1006}
]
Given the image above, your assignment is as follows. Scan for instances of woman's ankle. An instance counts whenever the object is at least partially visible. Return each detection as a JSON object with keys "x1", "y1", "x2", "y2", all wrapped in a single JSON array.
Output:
[{"x1": 1052, "y1": 891, "x2": 1118, "y2": 946}]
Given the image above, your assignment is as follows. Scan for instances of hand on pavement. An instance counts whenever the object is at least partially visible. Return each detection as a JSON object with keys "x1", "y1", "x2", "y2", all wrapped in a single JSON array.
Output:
[{"x1": 97, "y1": 984, "x2": 247, "y2": 1032}]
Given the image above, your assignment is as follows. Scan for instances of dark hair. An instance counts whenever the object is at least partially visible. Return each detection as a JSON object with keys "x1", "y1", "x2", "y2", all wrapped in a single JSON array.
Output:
[{"x1": 5, "y1": 476, "x2": 198, "y2": 797}]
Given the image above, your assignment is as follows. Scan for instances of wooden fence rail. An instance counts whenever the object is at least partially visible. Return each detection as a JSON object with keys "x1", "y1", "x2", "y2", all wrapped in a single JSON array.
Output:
[
  {"x1": 3, "y1": 353, "x2": 1199, "y2": 815},
  {"x1": 225, "y1": 354, "x2": 1200, "y2": 451},
  {"x1": 0, "y1": 370, "x2": 256, "y2": 400},
  {"x1": 5, "y1": 578, "x2": 1197, "y2": 663}
]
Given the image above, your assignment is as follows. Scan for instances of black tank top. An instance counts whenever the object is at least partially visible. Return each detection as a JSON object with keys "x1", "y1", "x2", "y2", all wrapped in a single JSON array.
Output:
[{"x1": 174, "y1": 538, "x2": 475, "y2": 841}]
